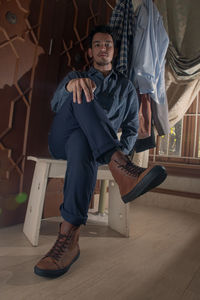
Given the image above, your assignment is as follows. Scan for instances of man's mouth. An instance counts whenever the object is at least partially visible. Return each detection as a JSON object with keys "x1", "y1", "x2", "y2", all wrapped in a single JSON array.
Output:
[{"x1": 99, "y1": 53, "x2": 108, "y2": 57}]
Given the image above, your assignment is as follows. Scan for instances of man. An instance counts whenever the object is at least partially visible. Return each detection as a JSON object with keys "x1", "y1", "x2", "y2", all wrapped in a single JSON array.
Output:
[{"x1": 34, "y1": 25, "x2": 167, "y2": 278}]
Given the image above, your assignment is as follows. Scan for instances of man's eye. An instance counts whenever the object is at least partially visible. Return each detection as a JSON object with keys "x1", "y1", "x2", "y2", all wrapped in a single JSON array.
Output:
[{"x1": 95, "y1": 43, "x2": 100, "y2": 47}]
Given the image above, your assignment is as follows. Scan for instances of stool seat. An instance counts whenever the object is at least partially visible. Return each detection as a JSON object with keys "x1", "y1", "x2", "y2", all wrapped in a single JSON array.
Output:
[{"x1": 23, "y1": 156, "x2": 130, "y2": 246}]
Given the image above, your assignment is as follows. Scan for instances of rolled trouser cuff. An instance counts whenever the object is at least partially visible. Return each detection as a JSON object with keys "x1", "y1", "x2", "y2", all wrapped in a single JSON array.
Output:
[{"x1": 60, "y1": 204, "x2": 87, "y2": 226}]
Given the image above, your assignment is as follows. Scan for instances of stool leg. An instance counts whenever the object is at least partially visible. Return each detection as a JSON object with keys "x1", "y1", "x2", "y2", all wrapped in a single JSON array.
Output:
[
  {"x1": 108, "y1": 180, "x2": 129, "y2": 237},
  {"x1": 23, "y1": 162, "x2": 50, "y2": 246},
  {"x1": 98, "y1": 180, "x2": 109, "y2": 215}
]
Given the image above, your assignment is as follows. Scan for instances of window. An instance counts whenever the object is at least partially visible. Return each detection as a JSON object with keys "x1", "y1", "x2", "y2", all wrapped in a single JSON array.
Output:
[{"x1": 149, "y1": 93, "x2": 200, "y2": 166}]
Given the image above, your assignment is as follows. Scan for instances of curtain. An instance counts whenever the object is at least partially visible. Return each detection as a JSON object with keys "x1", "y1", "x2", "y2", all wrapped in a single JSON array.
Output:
[
  {"x1": 166, "y1": 63, "x2": 200, "y2": 127},
  {"x1": 154, "y1": 0, "x2": 200, "y2": 127}
]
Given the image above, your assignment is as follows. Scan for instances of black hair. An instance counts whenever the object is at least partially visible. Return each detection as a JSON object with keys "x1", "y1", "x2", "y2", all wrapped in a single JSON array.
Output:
[{"x1": 88, "y1": 25, "x2": 114, "y2": 48}]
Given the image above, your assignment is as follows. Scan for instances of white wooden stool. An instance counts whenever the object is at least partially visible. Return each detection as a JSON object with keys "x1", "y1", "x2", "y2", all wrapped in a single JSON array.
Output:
[{"x1": 23, "y1": 156, "x2": 130, "y2": 246}]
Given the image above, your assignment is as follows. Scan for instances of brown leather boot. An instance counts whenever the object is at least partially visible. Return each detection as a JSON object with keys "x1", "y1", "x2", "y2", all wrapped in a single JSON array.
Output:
[
  {"x1": 108, "y1": 151, "x2": 167, "y2": 203},
  {"x1": 34, "y1": 223, "x2": 80, "y2": 278}
]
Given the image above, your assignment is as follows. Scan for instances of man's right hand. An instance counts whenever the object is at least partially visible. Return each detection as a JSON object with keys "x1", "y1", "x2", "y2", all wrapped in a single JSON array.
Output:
[{"x1": 66, "y1": 78, "x2": 96, "y2": 104}]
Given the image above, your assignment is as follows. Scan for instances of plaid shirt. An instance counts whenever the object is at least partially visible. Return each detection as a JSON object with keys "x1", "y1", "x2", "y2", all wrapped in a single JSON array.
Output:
[{"x1": 109, "y1": 0, "x2": 134, "y2": 76}]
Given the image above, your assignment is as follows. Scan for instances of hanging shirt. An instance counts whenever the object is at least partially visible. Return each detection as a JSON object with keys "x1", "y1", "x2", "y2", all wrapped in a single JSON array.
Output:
[
  {"x1": 132, "y1": 0, "x2": 169, "y2": 104},
  {"x1": 51, "y1": 67, "x2": 139, "y2": 155},
  {"x1": 109, "y1": 0, "x2": 134, "y2": 76}
]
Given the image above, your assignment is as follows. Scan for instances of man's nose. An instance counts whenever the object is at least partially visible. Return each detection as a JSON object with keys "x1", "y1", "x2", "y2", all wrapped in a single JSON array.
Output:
[{"x1": 100, "y1": 44, "x2": 106, "y2": 50}]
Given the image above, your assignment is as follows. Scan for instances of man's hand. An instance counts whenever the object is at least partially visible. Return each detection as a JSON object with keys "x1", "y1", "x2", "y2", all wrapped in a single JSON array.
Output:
[{"x1": 66, "y1": 78, "x2": 96, "y2": 104}]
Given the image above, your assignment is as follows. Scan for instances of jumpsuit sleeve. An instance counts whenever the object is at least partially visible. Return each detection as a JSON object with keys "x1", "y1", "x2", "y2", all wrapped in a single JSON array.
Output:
[{"x1": 51, "y1": 71, "x2": 85, "y2": 113}]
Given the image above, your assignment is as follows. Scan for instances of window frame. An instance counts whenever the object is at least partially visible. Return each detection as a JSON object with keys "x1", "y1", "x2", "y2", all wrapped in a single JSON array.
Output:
[{"x1": 149, "y1": 92, "x2": 200, "y2": 177}]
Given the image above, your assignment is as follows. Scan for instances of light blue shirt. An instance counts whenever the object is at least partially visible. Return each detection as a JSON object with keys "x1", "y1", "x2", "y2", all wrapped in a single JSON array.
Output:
[{"x1": 132, "y1": 0, "x2": 169, "y2": 104}]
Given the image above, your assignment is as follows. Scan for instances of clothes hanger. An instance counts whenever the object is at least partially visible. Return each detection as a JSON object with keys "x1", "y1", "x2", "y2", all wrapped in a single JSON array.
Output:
[{"x1": 105, "y1": 0, "x2": 114, "y2": 10}]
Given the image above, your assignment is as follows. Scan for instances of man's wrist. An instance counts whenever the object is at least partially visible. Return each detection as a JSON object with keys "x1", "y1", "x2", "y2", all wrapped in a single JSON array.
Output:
[
  {"x1": 66, "y1": 80, "x2": 74, "y2": 92},
  {"x1": 66, "y1": 83, "x2": 70, "y2": 92}
]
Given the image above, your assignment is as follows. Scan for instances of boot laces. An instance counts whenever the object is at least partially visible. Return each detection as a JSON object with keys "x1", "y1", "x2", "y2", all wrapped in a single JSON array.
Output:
[
  {"x1": 115, "y1": 157, "x2": 146, "y2": 177},
  {"x1": 46, "y1": 231, "x2": 73, "y2": 261}
]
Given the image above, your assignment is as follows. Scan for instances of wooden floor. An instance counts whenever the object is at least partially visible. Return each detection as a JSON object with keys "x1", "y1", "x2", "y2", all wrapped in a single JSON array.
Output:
[{"x1": 1, "y1": 204, "x2": 200, "y2": 300}]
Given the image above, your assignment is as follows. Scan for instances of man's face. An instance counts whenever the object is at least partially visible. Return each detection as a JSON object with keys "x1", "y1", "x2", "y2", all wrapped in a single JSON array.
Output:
[{"x1": 88, "y1": 32, "x2": 114, "y2": 69}]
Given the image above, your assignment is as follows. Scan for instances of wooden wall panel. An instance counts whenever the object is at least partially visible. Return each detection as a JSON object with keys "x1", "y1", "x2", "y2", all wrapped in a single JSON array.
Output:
[{"x1": 0, "y1": 0, "x2": 45, "y2": 227}]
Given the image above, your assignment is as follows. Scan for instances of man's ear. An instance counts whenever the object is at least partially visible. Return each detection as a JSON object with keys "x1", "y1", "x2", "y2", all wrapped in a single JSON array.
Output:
[{"x1": 88, "y1": 48, "x2": 93, "y2": 58}]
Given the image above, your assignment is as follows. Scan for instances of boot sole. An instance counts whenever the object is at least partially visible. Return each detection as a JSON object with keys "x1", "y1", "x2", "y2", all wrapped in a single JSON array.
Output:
[
  {"x1": 122, "y1": 165, "x2": 167, "y2": 203},
  {"x1": 34, "y1": 251, "x2": 80, "y2": 278}
]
